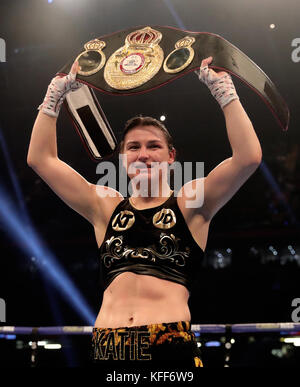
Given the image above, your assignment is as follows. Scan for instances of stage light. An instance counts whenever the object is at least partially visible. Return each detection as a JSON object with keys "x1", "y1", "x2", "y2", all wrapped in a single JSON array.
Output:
[
  {"x1": 163, "y1": 0, "x2": 186, "y2": 30},
  {"x1": 0, "y1": 127, "x2": 95, "y2": 326},
  {"x1": 3, "y1": 335, "x2": 16, "y2": 340},
  {"x1": 205, "y1": 341, "x2": 221, "y2": 347},
  {"x1": 44, "y1": 344, "x2": 62, "y2": 349},
  {"x1": 270, "y1": 24, "x2": 276, "y2": 29},
  {"x1": 0, "y1": 129, "x2": 31, "y2": 226},
  {"x1": 288, "y1": 245, "x2": 296, "y2": 255},
  {"x1": 225, "y1": 342, "x2": 232, "y2": 349},
  {"x1": 279, "y1": 245, "x2": 300, "y2": 266},
  {"x1": 283, "y1": 337, "x2": 300, "y2": 346},
  {"x1": 206, "y1": 248, "x2": 232, "y2": 269},
  {"x1": 160, "y1": 115, "x2": 166, "y2": 121},
  {"x1": 37, "y1": 341, "x2": 47, "y2": 347},
  {"x1": 268, "y1": 246, "x2": 278, "y2": 256},
  {"x1": 260, "y1": 161, "x2": 298, "y2": 225},
  {"x1": 0, "y1": 184, "x2": 95, "y2": 325}
]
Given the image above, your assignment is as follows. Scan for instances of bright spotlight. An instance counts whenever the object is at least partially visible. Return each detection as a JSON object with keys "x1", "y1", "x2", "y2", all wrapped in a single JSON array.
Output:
[{"x1": 0, "y1": 184, "x2": 95, "y2": 325}]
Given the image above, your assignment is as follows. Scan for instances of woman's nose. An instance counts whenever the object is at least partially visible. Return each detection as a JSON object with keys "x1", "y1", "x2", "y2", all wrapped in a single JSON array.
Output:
[{"x1": 137, "y1": 146, "x2": 149, "y2": 160}]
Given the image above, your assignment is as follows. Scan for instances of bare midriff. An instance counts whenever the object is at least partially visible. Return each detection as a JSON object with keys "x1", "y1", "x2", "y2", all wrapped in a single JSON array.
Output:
[{"x1": 94, "y1": 272, "x2": 191, "y2": 328}]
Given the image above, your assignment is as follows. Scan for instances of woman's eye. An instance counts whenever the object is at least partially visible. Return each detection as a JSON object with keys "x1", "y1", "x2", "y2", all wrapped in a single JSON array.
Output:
[{"x1": 128, "y1": 145, "x2": 159, "y2": 150}]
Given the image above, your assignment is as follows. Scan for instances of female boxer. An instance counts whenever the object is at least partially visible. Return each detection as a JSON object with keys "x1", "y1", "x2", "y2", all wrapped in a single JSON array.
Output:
[{"x1": 27, "y1": 57, "x2": 262, "y2": 369}]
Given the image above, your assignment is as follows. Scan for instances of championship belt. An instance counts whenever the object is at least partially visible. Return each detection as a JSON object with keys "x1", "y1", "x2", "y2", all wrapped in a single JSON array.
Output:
[{"x1": 58, "y1": 25, "x2": 290, "y2": 161}]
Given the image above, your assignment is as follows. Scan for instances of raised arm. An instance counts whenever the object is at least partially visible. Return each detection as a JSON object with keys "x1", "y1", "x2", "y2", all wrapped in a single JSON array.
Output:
[
  {"x1": 27, "y1": 62, "x2": 110, "y2": 225},
  {"x1": 200, "y1": 98, "x2": 261, "y2": 220},
  {"x1": 180, "y1": 57, "x2": 262, "y2": 221}
]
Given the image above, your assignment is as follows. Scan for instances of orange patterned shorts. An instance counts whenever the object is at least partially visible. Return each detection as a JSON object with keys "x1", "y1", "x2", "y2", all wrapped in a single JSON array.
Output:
[{"x1": 91, "y1": 320, "x2": 203, "y2": 369}]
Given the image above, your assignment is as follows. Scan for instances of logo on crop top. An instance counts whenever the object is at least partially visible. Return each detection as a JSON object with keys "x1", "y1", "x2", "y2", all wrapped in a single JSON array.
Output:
[
  {"x1": 112, "y1": 210, "x2": 135, "y2": 231},
  {"x1": 153, "y1": 208, "x2": 176, "y2": 229}
]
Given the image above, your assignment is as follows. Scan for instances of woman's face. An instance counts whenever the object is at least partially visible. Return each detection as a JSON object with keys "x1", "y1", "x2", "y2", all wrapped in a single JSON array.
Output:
[{"x1": 121, "y1": 125, "x2": 175, "y2": 185}]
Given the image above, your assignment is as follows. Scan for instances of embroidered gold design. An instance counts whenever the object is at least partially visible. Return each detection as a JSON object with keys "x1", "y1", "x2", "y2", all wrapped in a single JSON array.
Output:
[
  {"x1": 101, "y1": 232, "x2": 189, "y2": 268},
  {"x1": 104, "y1": 26, "x2": 164, "y2": 90},
  {"x1": 153, "y1": 208, "x2": 176, "y2": 229},
  {"x1": 112, "y1": 210, "x2": 135, "y2": 231},
  {"x1": 102, "y1": 235, "x2": 125, "y2": 268}
]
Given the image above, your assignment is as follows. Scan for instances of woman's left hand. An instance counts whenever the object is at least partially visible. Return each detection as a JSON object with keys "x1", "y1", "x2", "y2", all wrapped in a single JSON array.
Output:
[
  {"x1": 195, "y1": 56, "x2": 239, "y2": 109},
  {"x1": 199, "y1": 56, "x2": 227, "y2": 79}
]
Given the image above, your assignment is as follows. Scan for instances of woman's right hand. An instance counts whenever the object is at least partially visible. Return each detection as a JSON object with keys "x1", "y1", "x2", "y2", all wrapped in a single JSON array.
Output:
[{"x1": 38, "y1": 60, "x2": 83, "y2": 118}]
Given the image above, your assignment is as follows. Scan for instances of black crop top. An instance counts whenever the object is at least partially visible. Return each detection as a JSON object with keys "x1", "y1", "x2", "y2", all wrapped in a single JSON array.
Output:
[{"x1": 99, "y1": 191, "x2": 205, "y2": 293}]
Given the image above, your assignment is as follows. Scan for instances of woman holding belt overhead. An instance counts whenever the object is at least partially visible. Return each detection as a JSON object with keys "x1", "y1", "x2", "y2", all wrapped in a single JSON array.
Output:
[{"x1": 27, "y1": 56, "x2": 262, "y2": 369}]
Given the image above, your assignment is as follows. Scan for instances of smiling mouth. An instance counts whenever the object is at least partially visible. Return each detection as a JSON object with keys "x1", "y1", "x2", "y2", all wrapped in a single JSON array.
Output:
[
  {"x1": 138, "y1": 168, "x2": 150, "y2": 172},
  {"x1": 134, "y1": 165, "x2": 151, "y2": 170}
]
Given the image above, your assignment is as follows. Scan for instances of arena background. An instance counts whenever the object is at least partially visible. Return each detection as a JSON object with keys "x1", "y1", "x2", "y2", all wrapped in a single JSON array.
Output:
[{"x1": 0, "y1": 0, "x2": 299, "y2": 367}]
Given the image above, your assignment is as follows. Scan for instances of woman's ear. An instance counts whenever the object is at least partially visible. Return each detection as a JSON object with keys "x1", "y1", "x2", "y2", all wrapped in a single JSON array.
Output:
[
  {"x1": 119, "y1": 152, "x2": 127, "y2": 170},
  {"x1": 169, "y1": 148, "x2": 176, "y2": 163}
]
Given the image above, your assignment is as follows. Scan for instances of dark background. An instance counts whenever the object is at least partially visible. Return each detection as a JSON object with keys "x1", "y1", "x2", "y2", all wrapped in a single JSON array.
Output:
[{"x1": 0, "y1": 0, "x2": 299, "y2": 331}]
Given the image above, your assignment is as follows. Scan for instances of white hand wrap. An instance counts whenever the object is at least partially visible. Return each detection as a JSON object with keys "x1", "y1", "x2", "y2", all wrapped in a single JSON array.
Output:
[
  {"x1": 195, "y1": 65, "x2": 239, "y2": 109},
  {"x1": 38, "y1": 69, "x2": 82, "y2": 118}
]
